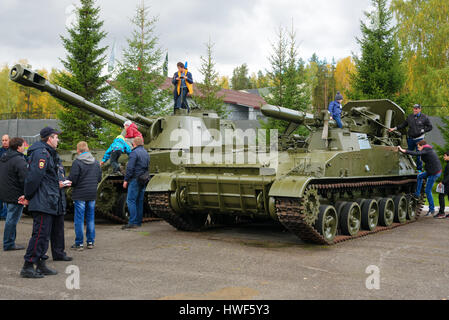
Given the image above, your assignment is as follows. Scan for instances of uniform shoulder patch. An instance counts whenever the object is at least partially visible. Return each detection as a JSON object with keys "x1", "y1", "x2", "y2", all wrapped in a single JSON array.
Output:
[{"x1": 39, "y1": 159, "x2": 46, "y2": 169}]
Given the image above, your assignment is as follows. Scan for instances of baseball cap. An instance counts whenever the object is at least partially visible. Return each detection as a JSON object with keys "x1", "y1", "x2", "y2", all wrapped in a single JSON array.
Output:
[
  {"x1": 413, "y1": 104, "x2": 422, "y2": 109},
  {"x1": 40, "y1": 126, "x2": 61, "y2": 138}
]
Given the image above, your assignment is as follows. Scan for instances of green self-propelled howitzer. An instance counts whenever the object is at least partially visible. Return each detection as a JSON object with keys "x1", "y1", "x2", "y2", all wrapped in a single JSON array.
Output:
[
  {"x1": 9, "y1": 64, "x2": 239, "y2": 223},
  {"x1": 147, "y1": 99, "x2": 424, "y2": 245}
]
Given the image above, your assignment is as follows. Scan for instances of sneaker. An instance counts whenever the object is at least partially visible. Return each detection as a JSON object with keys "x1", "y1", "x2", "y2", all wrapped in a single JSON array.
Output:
[
  {"x1": 424, "y1": 211, "x2": 435, "y2": 217},
  {"x1": 121, "y1": 224, "x2": 138, "y2": 230},
  {"x1": 434, "y1": 212, "x2": 446, "y2": 219},
  {"x1": 87, "y1": 242, "x2": 94, "y2": 249},
  {"x1": 70, "y1": 244, "x2": 84, "y2": 251},
  {"x1": 411, "y1": 194, "x2": 420, "y2": 201},
  {"x1": 445, "y1": 214, "x2": 449, "y2": 219}
]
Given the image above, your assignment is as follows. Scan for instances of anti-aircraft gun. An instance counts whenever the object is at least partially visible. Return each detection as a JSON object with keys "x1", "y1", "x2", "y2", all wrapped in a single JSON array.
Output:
[
  {"x1": 147, "y1": 100, "x2": 425, "y2": 245},
  {"x1": 9, "y1": 64, "x2": 239, "y2": 223}
]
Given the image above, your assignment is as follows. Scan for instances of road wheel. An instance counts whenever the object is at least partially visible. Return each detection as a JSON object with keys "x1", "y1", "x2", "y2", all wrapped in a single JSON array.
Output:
[
  {"x1": 361, "y1": 199, "x2": 379, "y2": 231},
  {"x1": 114, "y1": 192, "x2": 129, "y2": 222},
  {"x1": 393, "y1": 195, "x2": 407, "y2": 223},
  {"x1": 314, "y1": 205, "x2": 338, "y2": 242},
  {"x1": 406, "y1": 195, "x2": 417, "y2": 221},
  {"x1": 340, "y1": 202, "x2": 361, "y2": 236},
  {"x1": 378, "y1": 198, "x2": 394, "y2": 226}
]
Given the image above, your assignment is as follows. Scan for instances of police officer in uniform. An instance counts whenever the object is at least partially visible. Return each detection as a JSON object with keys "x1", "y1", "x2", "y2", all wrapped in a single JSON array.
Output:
[{"x1": 20, "y1": 127, "x2": 65, "y2": 278}]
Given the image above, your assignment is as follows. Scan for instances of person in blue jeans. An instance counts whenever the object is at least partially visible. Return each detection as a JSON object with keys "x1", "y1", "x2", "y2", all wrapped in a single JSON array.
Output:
[
  {"x1": 0, "y1": 137, "x2": 27, "y2": 250},
  {"x1": 0, "y1": 202, "x2": 6, "y2": 221},
  {"x1": 328, "y1": 92, "x2": 344, "y2": 129},
  {"x1": 398, "y1": 140, "x2": 442, "y2": 216},
  {"x1": 68, "y1": 141, "x2": 102, "y2": 250},
  {"x1": 122, "y1": 136, "x2": 149, "y2": 229}
]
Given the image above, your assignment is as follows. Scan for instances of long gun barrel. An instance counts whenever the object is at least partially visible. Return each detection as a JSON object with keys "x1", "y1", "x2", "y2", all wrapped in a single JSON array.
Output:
[
  {"x1": 261, "y1": 104, "x2": 319, "y2": 125},
  {"x1": 9, "y1": 64, "x2": 130, "y2": 127}
]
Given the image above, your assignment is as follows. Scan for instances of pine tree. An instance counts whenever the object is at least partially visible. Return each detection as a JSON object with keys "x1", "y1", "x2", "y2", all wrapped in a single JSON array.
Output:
[
  {"x1": 348, "y1": 0, "x2": 405, "y2": 102},
  {"x1": 193, "y1": 39, "x2": 225, "y2": 116},
  {"x1": 55, "y1": 0, "x2": 112, "y2": 149},
  {"x1": 263, "y1": 24, "x2": 310, "y2": 133},
  {"x1": 231, "y1": 64, "x2": 251, "y2": 90},
  {"x1": 114, "y1": 1, "x2": 168, "y2": 117}
]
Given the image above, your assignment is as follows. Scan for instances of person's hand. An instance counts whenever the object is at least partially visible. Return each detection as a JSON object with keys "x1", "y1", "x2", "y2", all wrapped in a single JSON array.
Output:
[
  {"x1": 388, "y1": 127, "x2": 396, "y2": 132},
  {"x1": 330, "y1": 116, "x2": 333, "y2": 120},
  {"x1": 100, "y1": 161, "x2": 104, "y2": 166},
  {"x1": 18, "y1": 195, "x2": 29, "y2": 206},
  {"x1": 123, "y1": 181, "x2": 128, "y2": 189},
  {"x1": 397, "y1": 146, "x2": 406, "y2": 153}
]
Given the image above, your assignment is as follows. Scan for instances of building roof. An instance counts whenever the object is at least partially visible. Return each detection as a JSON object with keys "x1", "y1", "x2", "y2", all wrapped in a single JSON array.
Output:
[{"x1": 161, "y1": 77, "x2": 266, "y2": 109}]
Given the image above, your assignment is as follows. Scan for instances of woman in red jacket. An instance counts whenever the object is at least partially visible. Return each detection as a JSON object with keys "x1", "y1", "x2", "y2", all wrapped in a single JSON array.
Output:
[{"x1": 124, "y1": 120, "x2": 143, "y2": 139}]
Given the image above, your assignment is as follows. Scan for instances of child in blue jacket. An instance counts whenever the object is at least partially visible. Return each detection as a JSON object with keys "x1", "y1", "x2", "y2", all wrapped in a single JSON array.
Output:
[
  {"x1": 328, "y1": 92, "x2": 344, "y2": 128},
  {"x1": 100, "y1": 135, "x2": 132, "y2": 173}
]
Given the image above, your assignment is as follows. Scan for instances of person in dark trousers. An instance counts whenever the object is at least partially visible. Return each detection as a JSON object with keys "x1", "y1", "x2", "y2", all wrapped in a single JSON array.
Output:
[
  {"x1": 100, "y1": 135, "x2": 131, "y2": 174},
  {"x1": 19, "y1": 127, "x2": 62, "y2": 278},
  {"x1": 68, "y1": 141, "x2": 102, "y2": 251},
  {"x1": 172, "y1": 62, "x2": 193, "y2": 112},
  {"x1": 51, "y1": 158, "x2": 73, "y2": 260},
  {"x1": 0, "y1": 137, "x2": 27, "y2": 251},
  {"x1": 0, "y1": 134, "x2": 10, "y2": 220},
  {"x1": 389, "y1": 104, "x2": 433, "y2": 172},
  {"x1": 328, "y1": 92, "x2": 344, "y2": 129},
  {"x1": 435, "y1": 151, "x2": 449, "y2": 219},
  {"x1": 398, "y1": 140, "x2": 442, "y2": 216},
  {"x1": 122, "y1": 136, "x2": 149, "y2": 229}
]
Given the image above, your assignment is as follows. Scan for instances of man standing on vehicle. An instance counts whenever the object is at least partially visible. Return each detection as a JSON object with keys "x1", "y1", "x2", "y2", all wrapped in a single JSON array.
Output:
[
  {"x1": 389, "y1": 104, "x2": 433, "y2": 172},
  {"x1": 19, "y1": 127, "x2": 62, "y2": 278}
]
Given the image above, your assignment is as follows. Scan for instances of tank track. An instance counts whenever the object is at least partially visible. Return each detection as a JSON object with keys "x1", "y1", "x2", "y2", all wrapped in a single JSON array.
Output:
[
  {"x1": 148, "y1": 192, "x2": 203, "y2": 231},
  {"x1": 276, "y1": 179, "x2": 425, "y2": 245}
]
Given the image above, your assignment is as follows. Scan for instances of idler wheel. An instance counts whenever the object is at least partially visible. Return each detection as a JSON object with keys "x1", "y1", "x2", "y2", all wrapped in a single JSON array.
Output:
[
  {"x1": 315, "y1": 205, "x2": 338, "y2": 242},
  {"x1": 393, "y1": 195, "x2": 408, "y2": 223},
  {"x1": 378, "y1": 198, "x2": 395, "y2": 226},
  {"x1": 361, "y1": 199, "x2": 379, "y2": 231},
  {"x1": 340, "y1": 202, "x2": 361, "y2": 236}
]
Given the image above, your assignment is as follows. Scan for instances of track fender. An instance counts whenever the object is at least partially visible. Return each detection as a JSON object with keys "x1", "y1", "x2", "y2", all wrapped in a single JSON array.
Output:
[
  {"x1": 268, "y1": 176, "x2": 313, "y2": 198},
  {"x1": 147, "y1": 172, "x2": 176, "y2": 192}
]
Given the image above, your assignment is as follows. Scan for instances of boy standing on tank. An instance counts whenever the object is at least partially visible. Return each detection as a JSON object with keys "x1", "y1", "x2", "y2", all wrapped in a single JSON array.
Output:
[{"x1": 328, "y1": 92, "x2": 344, "y2": 129}]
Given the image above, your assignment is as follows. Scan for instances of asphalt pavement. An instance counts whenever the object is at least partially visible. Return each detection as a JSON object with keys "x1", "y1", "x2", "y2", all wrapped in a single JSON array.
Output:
[{"x1": 0, "y1": 206, "x2": 448, "y2": 300}]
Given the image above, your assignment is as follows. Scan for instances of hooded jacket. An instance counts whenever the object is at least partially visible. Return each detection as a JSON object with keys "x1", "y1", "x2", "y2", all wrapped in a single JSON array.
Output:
[
  {"x1": 0, "y1": 149, "x2": 27, "y2": 203},
  {"x1": 68, "y1": 151, "x2": 102, "y2": 201},
  {"x1": 406, "y1": 145, "x2": 442, "y2": 175},
  {"x1": 328, "y1": 100, "x2": 342, "y2": 118},
  {"x1": 102, "y1": 135, "x2": 132, "y2": 162},
  {"x1": 125, "y1": 123, "x2": 143, "y2": 139},
  {"x1": 24, "y1": 141, "x2": 61, "y2": 215}
]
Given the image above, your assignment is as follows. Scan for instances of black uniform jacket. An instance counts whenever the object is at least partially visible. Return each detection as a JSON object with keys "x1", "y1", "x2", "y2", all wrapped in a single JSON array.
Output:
[
  {"x1": 24, "y1": 141, "x2": 61, "y2": 215},
  {"x1": 0, "y1": 149, "x2": 27, "y2": 203}
]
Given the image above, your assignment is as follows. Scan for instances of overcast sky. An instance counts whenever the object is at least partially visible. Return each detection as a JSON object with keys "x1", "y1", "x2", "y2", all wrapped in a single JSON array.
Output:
[{"x1": 0, "y1": 0, "x2": 374, "y2": 80}]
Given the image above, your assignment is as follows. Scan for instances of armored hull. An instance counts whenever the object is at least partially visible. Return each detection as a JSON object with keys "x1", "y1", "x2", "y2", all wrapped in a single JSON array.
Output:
[{"x1": 148, "y1": 100, "x2": 424, "y2": 244}]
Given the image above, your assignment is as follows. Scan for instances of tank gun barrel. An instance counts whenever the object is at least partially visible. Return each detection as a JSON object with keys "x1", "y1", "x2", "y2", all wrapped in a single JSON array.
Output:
[
  {"x1": 261, "y1": 104, "x2": 318, "y2": 125},
  {"x1": 123, "y1": 113, "x2": 156, "y2": 127},
  {"x1": 9, "y1": 64, "x2": 129, "y2": 127}
]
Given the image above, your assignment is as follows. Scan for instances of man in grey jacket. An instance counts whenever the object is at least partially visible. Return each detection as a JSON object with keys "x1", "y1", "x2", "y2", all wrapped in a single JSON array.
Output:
[{"x1": 68, "y1": 141, "x2": 102, "y2": 250}]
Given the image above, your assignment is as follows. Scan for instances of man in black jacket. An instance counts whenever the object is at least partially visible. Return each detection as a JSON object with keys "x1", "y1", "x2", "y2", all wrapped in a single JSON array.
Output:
[
  {"x1": 435, "y1": 151, "x2": 449, "y2": 219},
  {"x1": 68, "y1": 141, "x2": 102, "y2": 250},
  {"x1": 122, "y1": 137, "x2": 149, "y2": 229},
  {"x1": 20, "y1": 127, "x2": 62, "y2": 278},
  {"x1": 398, "y1": 140, "x2": 442, "y2": 216},
  {"x1": 389, "y1": 104, "x2": 432, "y2": 172},
  {"x1": 0, "y1": 137, "x2": 27, "y2": 251}
]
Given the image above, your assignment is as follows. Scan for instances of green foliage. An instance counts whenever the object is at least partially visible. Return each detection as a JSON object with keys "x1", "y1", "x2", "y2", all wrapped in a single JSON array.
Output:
[
  {"x1": 348, "y1": 0, "x2": 405, "y2": 103},
  {"x1": 263, "y1": 24, "x2": 310, "y2": 135},
  {"x1": 305, "y1": 54, "x2": 336, "y2": 111},
  {"x1": 55, "y1": 0, "x2": 112, "y2": 149},
  {"x1": 192, "y1": 39, "x2": 226, "y2": 116},
  {"x1": 435, "y1": 116, "x2": 449, "y2": 158},
  {"x1": 231, "y1": 64, "x2": 251, "y2": 90},
  {"x1": 392, "y1": 0, "x2": 449, "y2": 116},
  {"x1": 114, "y1": 2, "x2": 169, "y2": 117}
]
